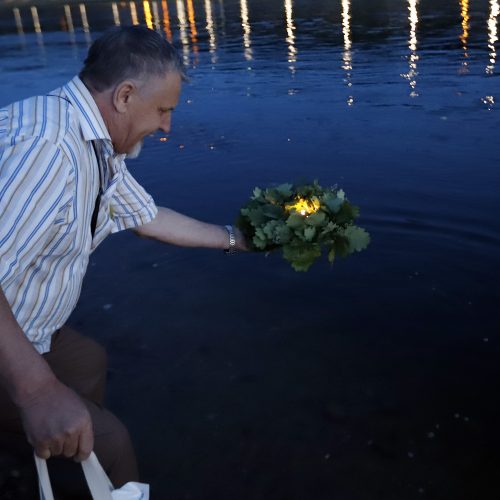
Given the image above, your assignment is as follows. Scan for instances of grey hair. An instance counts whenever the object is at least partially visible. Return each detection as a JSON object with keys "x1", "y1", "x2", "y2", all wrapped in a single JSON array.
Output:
[{"x1": 79, "y1": 25, "x2": 186, "y2": 92}]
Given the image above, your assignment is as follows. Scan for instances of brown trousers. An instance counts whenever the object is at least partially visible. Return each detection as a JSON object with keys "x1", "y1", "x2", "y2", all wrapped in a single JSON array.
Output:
[{"x1": 0, "y1": 327, "x2": 138, "y2": 498}]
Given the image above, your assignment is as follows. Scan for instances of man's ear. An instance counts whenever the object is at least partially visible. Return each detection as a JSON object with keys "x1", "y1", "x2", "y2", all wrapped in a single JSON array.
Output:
[{"x1": 113, "y1": 81, "x2": 137, "y2": 113}]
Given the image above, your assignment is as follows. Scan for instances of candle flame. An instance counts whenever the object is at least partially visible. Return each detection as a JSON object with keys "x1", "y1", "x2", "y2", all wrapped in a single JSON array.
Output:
[{"x1": 285, "y1": 197, "x2": 320, "y2": 215}]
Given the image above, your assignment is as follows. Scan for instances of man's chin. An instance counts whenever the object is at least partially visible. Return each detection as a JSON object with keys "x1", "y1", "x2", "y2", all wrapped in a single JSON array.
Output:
[{"x1": 126, "y1": 140, "x2": 144, "y2": 159}]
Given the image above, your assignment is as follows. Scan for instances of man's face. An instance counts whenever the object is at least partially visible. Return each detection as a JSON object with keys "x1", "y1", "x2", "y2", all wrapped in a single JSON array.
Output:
[{"x1": 119, "y1": 71, "x2": 182, "y2": 157}]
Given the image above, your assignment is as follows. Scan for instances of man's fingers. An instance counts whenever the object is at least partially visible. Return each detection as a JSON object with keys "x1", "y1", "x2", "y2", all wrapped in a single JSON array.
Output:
[
  {"x1": 33, "y1": 423, "x2": 92, "y2": 461},
  {"x1": 20, "y1": 380, "x2": 94, "y2": 462},
  {"x1": 34, "y1": 446, "x2": 51, "y2": 460},
  {"x1": 62, "y1": 436, "x2": 79, "y2": 458},
  {"x1": 34, "y1": 436, "x2": 65, "y2": 458},
  {"x1": 74, "y1": 423, "x2": 94, "y2": 462},
  {"x1": 49, "y1": 439, "x2": 63, "y2": 456}
]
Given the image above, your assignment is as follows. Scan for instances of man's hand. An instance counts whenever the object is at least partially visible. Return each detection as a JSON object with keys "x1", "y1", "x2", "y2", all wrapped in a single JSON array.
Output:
[
  {"x1": 234, "y1": 227, "x2": 250, "y2": 252},
  {"x1": 19, "y1": 378, "x2": 93, "y2": 462},
  {"x1": 0, "y1": 288, "x2": 93, "y2": 461}
]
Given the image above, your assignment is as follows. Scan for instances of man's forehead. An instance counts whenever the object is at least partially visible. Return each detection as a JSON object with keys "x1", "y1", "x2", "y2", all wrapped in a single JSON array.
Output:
[{"x1": 147, "y1": 72, "x2": 182, "y2": 97}]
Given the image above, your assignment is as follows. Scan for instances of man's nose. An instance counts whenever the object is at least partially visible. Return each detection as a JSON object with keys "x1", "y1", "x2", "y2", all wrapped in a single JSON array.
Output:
[{"x1": 160, "y1": 114, "x2": 171, "y2": 133}]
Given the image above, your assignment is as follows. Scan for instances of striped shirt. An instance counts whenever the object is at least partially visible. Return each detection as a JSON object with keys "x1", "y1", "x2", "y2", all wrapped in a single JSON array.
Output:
[{"x1": 0, "y1": 76, "x2": 158, "y2": 354}]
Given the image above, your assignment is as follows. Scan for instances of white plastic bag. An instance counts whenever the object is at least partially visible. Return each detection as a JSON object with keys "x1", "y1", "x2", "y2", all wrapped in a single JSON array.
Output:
[{"x1": 34, "y1": 451, "x2": 149, "y2": 500}]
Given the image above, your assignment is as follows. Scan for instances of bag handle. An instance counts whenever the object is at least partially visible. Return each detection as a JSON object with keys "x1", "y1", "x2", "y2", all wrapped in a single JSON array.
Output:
[
  {"x1": 34, "y1": 453, "x2": 54, "y2": 500},
  {"x1": 34, "y1": 451, "x2": 114, "y2": 500}
]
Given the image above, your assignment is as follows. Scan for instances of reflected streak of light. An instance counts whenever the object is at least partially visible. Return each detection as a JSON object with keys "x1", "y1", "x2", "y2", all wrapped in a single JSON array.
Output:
[
  {"x1": 341, "y1": 0, "x2": 354, "y2": 105},
  {"x1": 204, "y1": 0, "x2": 217, "y2": 63},
  {"x1": 285, "y1": 0, "x2": 297, "y2": 73},
  {"x1": 130, "y1": 2, "x2": 139, "y2": 25},
  {"x1": 112, "y1": 2, "x2": 121, "y2": 25},
  {"x1": 176, "y1": 0, "x2": 190, "y2": 64},
  {"x1": 31, "y1": 6, "x2": 42, "y2": 33},
  {"x1": 161, "y1": 0, "x2": 173, "y2": 41},
  {"x1": 79, "y1": 4, "x2": 90, "y2": 33},
  {"x1": 80, "y1": 4, "x2": 91, "y2": 46},
  {"x1": 31, "y1": 5, "x2": 45, "y2": 53},
  {"x1": 13, "y1": 7, "x2": 24, "y2": 35},
  {"x1": 240, "y1": 0, "x2": 253, "y2": 62},
  {"x1": 186, "y1": 0, "x2": 199, "y2": 62},
  {"x1": 219, "y1": 0, "x2": 226, "y2": 36},
  {"x1": 342, "y1": 0, "x2": 351, "y2": 53},
  {"x1": 64, "y1": 5, "x2": 75, "y2": 32},
  {"x1": 460, "y1": 0, "x2": 470, "y2": 70},
  {"x1": 186, "y1": 0, "x2": 198, "y2": 40},
  {"x1": 487, "y1": 0, "x2": 499, "y2": 74},
  {"x1": 64, "y1": 4, "x2": 77, "y2": 52},
  {"x1": 219, "y1": 0, "x2": 225, "y2": 22},
  {"x1": 152, "y1": 1, "x2": 161, "y2": 31},
  {"x1": 143, "y1": 0, "x2": 153, "y2": 29},
  {"x1": 400, "y1": 0, "x2": 419, "y2": 97}
]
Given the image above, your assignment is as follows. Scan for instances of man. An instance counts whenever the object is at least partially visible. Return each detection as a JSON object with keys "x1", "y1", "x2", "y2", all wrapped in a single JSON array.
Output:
[{"x1": 0, "y1": 25, "x2": 246, "y2": 493}]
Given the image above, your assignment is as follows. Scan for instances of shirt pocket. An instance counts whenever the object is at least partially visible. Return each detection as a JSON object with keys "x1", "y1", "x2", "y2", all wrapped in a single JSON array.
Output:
[{"x1": 50, "y1": 200, "x2": 78, "y2": 250}]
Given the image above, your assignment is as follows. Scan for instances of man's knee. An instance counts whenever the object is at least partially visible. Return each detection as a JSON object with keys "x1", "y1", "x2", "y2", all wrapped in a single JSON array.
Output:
[
  {"x1": 85, "y1": 336, "x2": 108, "y2": 379},
  {"x1": 90, "y1": 405, "x2": 139, "y2": 485},
  {"x1": 102, "y1": 412, "x2": 132, "y2": 454},
  {"x1": 56, "y1": 327, "x2": 108, "y2": 374},
  {"x1": 45, "y1": 328, "x2": 108, "y2": 404}
]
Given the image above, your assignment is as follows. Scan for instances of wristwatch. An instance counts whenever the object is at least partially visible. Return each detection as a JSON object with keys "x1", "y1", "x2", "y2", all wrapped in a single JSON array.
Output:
[{"x1": 224, "y1": 224, "x2": 236, "y2": 254}]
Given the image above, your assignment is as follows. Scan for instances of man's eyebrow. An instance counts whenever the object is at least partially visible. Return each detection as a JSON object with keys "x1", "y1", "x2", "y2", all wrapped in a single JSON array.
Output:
[{"x1": 159, "y1": 106, "x2": 175, "y2": 112}]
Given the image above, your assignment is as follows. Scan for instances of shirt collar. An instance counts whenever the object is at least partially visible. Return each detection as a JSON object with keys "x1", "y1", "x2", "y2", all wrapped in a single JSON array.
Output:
[{"x1": 62, "y1": 76, "x2": 112, "y2": 143}]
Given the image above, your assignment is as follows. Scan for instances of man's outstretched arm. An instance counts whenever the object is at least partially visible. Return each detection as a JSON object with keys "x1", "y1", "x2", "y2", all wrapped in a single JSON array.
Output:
[
  {"x1": 134, "y1": 206, "x2": 248, "y2": 251},
  {"x1": 0, "y1": 287, "x2": 93, "y2": 461}
]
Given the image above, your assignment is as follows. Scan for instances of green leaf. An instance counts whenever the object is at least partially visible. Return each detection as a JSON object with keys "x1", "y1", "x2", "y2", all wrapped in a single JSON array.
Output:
[
  {"x1": 262, "y1": 220, "x2": 281, "y2": 240},
  {"x1": 303, "y1": 226, "x2": 316, "y2": 241},
  {"x1": 282, "y1": 243, "x2": 321, "y2": 272},
  {"x1": 275, "y1": 183, "x2": 293, "y2": 198},
  {"x1": 252, "y1": 227, "x2": 268, "y2": 250},
  {"x1": 275, "y1": 224, "x2": 292, "y2": 244},
  {"x1": 286, "y1": 212, "x2": 306, "y2": 230},
  {"x1": 344, "y1": 226, "x2": 371, "y2": 252},
  {"x1": 304, "y1": 211, "x2": 326, "y2": 227},
  {"x1": 296, "y1": 184, "x2": 314, "y2": 197},
  {"x1": 335, "y1": 202, "x2": 359, "y2": 225},
  {"x1": 264, "y1": 189, "x2": 280, "y2": 204},
  {"x1": 322, "y1": 195, "x2": 343, "y2": 214},
  {"x1": 262, "y1": 204, "x2": 284, "y2": 219},
  {"x1": 242, "y1": 207, "x2": 267, "y2": 227},
  {"x1": 319, "y1": 221, "x2": 338, "y2": 237},
  {"x1": 252, "y1": 187, "x2": 263, "y2": 200}
]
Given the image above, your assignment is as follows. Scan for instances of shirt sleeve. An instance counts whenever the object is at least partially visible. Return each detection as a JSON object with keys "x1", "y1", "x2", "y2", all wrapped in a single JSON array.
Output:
[
  {"x1": 0, "y1": 136, "x2": 74, "y2": 286},
  {"x1": 109, "y1": 165, "x2": 158, "y2": 232}
]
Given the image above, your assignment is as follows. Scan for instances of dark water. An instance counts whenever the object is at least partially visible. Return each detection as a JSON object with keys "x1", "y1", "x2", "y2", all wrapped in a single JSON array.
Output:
[{"x1": 1, "y1": 0, "x2": 500, "y2": 498}]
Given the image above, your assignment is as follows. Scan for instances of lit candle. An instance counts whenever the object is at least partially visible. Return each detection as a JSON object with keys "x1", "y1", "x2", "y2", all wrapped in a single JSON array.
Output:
[{"x1": 285, "y1": 196, "x2": 320, "y2": 215}]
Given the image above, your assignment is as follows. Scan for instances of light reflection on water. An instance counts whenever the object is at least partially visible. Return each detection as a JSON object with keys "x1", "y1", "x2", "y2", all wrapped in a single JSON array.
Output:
[
  {"x1": 341, "y1": 0, "x2": 353, "y2": 105},
  {"x1": 111, "y1": 1, "x2": 120, "y2": 25},
  {"x1": 486, "y1": 0, "x2": 499, "y2": 74},
  {"x1": 400, "y1": 0, "x2": 419, "y2": 98},
  {"x1": 2, "y1": 0, "x2": 498, "y2": 105},
  {"x1": 239, "y1": 0, "x2": 252, "y2": 63},
  {"x1": 284, "y1": 0, "x2": 296, "y2": 74},
  {"x1": 176, "y1": 0, "x2": 190, "y2": 64},
  {"x1": 459, "y1": 0, "x2": 470, "y2": 73},
  {"x1": 204, "y1": 0, "x2": 217, "y2": 63}
]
